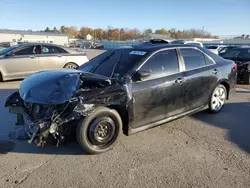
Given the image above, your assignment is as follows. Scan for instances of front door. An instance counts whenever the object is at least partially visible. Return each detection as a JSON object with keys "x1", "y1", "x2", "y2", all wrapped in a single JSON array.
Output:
[
  {"x1": 130, "y1": 49, "x2": 185, "y2": 129},
  {"x1": 4, "y1": 45, "x2": 39, "y2": 79},
  {"x1": 178, "y1": 48, "x2": 218, "y2": 111}
]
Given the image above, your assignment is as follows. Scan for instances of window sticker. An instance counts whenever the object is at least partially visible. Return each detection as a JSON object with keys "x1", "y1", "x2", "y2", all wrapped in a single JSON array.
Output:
[{"x1": 129, "y1": 51, "x2": 146, "y2": 55}]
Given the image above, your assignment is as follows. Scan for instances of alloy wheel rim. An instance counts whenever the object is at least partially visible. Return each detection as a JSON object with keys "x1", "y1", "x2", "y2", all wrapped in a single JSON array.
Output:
[{"x1": 211, "y1": 87, "x2": 226, "y2": 111}]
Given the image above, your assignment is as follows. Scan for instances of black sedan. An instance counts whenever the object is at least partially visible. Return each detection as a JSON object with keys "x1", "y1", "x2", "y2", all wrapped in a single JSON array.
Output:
[
  {"x1": 5, "y1": 44, "x2": 237, "y2": 154},
  {"x1": 221, "y1": 47, "x2": 250, "y2": 84}
]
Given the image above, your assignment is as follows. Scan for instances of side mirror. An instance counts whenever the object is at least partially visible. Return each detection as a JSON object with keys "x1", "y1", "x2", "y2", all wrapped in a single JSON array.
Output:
[{"x1": 134, "y1": 70, "x2": 151, "y2": 81}]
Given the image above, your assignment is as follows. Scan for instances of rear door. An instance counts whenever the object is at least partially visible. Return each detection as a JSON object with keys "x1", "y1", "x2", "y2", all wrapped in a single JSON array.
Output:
[
  {"x1": 4, "y1": 45, "x2": 39, "y2": 79},
  {"x1": 130, "y1": 49, "x2": 185, "y2": 129},
  {"x1": 38, "y1": 45, "x2": 67, "y2": 71},
  {"x1": 178, "y1": 47, "x2": 218, "y2": 111}
]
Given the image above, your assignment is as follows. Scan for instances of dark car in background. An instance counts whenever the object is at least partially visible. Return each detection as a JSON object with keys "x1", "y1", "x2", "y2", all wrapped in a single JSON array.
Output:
[
  {"x1": 221, "y1": 47, "x2": 250, "y2": 84},
  {"x1": 218, "y1": 46, "x2": 236, "y2": 56},
  {"x1": 5, "y1": 44, "x2": 237, "y2": 154}
]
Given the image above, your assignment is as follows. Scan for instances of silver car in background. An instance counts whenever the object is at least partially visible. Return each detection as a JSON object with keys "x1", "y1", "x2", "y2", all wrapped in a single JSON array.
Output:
[{"x1": 0, "y1": 43, "x2": 89, "y2": 81}]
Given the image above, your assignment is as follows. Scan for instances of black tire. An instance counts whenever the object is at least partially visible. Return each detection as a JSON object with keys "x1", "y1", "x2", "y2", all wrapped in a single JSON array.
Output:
[
  {"x1": 0, "y1": 73, "x2": 3, "y2": 82},
  {"x1": 63, "y1": 62, "x2": 78, "y2": 69},
  {"x1": 209, "y1": 84, "x2": 227, "y2": 113},
  {"x1": 76, "y1": 107, "x2": 122, "y2": 154}
]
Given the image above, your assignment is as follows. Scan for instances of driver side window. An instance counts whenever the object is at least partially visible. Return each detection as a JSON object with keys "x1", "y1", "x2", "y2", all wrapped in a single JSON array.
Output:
[
  {"x1": 139, "y1": 49, "x2": 179, "y2": 79},
  {"x1": 14, "y1": 46, "x2": 36, "y2": 56}
]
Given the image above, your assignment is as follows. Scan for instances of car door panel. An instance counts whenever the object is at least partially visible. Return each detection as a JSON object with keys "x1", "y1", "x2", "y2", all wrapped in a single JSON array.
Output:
[
  {"x1": 39, "y1": 45, "x2": 67, "y2": 71},
  {"x1": 179, "y1": 48, "x2": 218, "y2": 111},
  {"x1": 131, "y1": 72, "x2": 185, "y2": 128},
  {"x1": 3, "y1": 45, "x2": 39, "y2": 79},
  {"x1": 130, "y1": 49, "x2": 185, "y2": 129},
  {"x1": 182, "y1": 65, "x2": 218, "y2": 110}
]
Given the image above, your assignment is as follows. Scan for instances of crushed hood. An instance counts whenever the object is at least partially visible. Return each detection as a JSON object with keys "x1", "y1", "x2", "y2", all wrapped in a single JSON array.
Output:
[{"x1": 19, "y1": 69, "x2": 111, "y2": 104}]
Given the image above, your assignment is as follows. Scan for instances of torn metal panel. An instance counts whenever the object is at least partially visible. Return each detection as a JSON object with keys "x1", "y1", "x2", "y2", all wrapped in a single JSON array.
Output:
[{"x1": 5, "y1": 69, "x2": 130, "y2": 147}]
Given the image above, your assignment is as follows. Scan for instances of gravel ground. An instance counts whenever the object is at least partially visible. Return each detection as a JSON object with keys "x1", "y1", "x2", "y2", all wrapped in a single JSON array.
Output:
[{"x1": 0, "y1": 82, "x2": 250, "y2": 188}]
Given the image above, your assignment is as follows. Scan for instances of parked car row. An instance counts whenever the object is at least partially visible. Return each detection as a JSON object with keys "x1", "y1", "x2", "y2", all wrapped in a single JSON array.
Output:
[
  {"x1": 0, "y1": 43, "x2": 89, "y2": 81},
  {"x1": 220, "y1": 46, "x2": 250, "y2": 84},
  {"x1": 5, "y1": 43, "x2": 237, "y2": 154}
]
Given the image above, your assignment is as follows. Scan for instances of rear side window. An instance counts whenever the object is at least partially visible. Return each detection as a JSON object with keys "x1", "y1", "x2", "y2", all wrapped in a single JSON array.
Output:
[
  {"x1": 41, "y1": 45, "x2": 65, "y2": 54},
  {"x1": 140, "y1": 49, "x2": 179, "y2": 78},
  {"x1": 180, "y1": 48, "x2": 206, "y2": 70},
  {"x1": 204, "y1": 55, "x2": 215, "y2": 65}
]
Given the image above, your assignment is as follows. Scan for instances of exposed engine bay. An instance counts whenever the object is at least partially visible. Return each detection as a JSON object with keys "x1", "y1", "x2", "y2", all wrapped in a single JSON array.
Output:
[{"x1": 5, "y1": 70, "x2": 127, "y2": 147}]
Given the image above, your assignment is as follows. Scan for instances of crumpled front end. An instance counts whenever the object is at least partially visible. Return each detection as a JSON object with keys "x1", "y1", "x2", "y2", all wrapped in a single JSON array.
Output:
[
  {"x1": 5, "y1": 91, "x2": 98, "y2": 146},
  {"x1": 5, "y1": 70, "x2": 127, "y2": 147}
]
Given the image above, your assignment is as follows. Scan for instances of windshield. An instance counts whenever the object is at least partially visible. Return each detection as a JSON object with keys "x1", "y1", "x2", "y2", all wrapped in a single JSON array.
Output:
[
  {"x1": 78, "y1": 49, "x2": 147, "y2": 78},
  {"x1": 222, "y1": 48, "x2": 250, "y2": 60},
  {"x1": 0, "y1": 45, "x2": 19, "y2": 55}
]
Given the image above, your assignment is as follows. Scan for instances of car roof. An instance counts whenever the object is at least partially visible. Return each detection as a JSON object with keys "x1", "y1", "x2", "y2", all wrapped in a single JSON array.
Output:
[
  {"x1": 18, "y1": 42, "x2": 62, "y2": 47},
  {"x1": 120, "y1": 43, "x2": 201, "y2": 53}
]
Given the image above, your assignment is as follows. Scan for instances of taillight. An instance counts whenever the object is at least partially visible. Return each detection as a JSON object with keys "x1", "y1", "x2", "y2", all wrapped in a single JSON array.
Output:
[{"x1": 233, "y1": 63, "x2": 237, "y2": 72}]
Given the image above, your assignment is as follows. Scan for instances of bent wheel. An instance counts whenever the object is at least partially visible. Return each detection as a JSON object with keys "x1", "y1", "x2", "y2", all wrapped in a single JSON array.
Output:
[
  {"x1": 209, "y1": 84, "x2": 227, "y2": 113},
  {"x1": 77, "y1": 107, "x2": 122, "y2": 154}
]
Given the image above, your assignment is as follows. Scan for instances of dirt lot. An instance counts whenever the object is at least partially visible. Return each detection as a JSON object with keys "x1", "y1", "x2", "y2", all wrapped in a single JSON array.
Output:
[{"x1": 0, "y1": 81, "x2": 250, "y2": 188}]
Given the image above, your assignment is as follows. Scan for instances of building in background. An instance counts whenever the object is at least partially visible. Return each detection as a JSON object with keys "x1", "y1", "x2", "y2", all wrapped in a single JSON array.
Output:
[
  {"x1": 0, "y1": 30, "x2": 69, "y2": 46},
  {"x1": 85, "y1": 34, "x2": 93, "y2": 40}
]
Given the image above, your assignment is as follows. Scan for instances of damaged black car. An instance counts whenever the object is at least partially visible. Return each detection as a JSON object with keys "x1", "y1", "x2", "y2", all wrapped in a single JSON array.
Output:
[
  {"x1": 5, "y1": 44, "x2": 237, "y2": 154},
  {"x1": 221, "y1": 47, "x2": 250, "y2": 84}
]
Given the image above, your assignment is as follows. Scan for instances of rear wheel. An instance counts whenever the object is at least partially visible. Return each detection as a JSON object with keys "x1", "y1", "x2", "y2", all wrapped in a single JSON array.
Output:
[
  {"x1": 209, "y1": 84, "x2": 227, "y2": 113},
  {"x1": 77, "y1": 107, "x2": 122, "y2": 154},
  {"x1": 64, "y1": 62, "x2": 78, "y2": 69}
]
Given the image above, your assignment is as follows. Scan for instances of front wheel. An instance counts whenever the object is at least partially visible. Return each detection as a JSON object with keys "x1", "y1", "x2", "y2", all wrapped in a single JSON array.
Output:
[
  {"x1": 76, "y1": 107, "x2": 122, "y2": 154},
  {"x1": 209, "y1": 84, "x2": 227, "y2": 113}
]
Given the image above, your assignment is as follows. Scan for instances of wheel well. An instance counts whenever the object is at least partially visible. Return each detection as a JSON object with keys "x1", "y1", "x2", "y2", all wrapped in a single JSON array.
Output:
[
  {"x1": 107, "y1": 105, "x2": 129, "y2": 135},
  {"x1": 220, "y1": 81, "x2": 230, "y2": 99},
  {"x1": 63, "y1": 62, "x2": 78, "y2": 68}
]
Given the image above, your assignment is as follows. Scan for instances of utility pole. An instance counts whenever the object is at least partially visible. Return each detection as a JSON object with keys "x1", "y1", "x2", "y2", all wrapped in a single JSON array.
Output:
[
  {"x1": 202, "y1": 26, "x2": 204, "y2": 42},
  {"x1": 118, "y1": 29, "x2": 120, "y2": 41}
]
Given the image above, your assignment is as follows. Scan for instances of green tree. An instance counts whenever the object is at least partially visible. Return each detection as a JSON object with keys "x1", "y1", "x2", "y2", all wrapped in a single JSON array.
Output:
[
  {"x1": 45, "y1": 27, "x2": 50, "y2": 32},
  {"x1": 143, "y1": 29, "x2": 153, "y2": 35},
  {"x1": 60, "y1": 25, "x2": 67, "y2": 33},
  {"x1": 66, "y1": 26, "x2": 78, "y2": 38},
  {"x1": 53, "y1": 27, "x2": 58, "y2": 33},
  {"x1": 93, "y1": 28, "x2": 104, "y2": 40},
  {"x1": 79, "y1": 27, "x2": 93, "y2": 39}
]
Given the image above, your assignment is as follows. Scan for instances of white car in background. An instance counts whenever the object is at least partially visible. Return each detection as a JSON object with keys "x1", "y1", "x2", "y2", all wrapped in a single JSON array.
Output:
[
  {"x1": 206, "y1": 45, "x2": 226, "y2": 55},
  {"x1": 170, "y1": 40, "x2": 204, "y2": 47},
  {"x1": 183, "y1": 41, "x2": 204, "y2": 47},
  {"x1": 0, "y1": 43, "x2": 89, "y2": 81}
]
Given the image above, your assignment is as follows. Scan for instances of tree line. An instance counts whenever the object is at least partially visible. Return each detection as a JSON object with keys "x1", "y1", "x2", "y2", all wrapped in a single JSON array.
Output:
[{"x1": 43, "y1": 26, "x2": 217, "y2": 40}]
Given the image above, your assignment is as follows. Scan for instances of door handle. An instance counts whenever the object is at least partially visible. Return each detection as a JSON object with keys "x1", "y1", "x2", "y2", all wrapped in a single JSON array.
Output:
[
  {"x1": 175, "y1": 77, "x2": 184, "y2": 84},
  {"x1": 29, "y1": 56, "x2": 35, "y2": 59},
  {"x1": 57, "y1": 55, "x2": 62, "y2": 58},
  {"x1": 212, "y1": 69, "x2": 218, "y2": 74}
]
